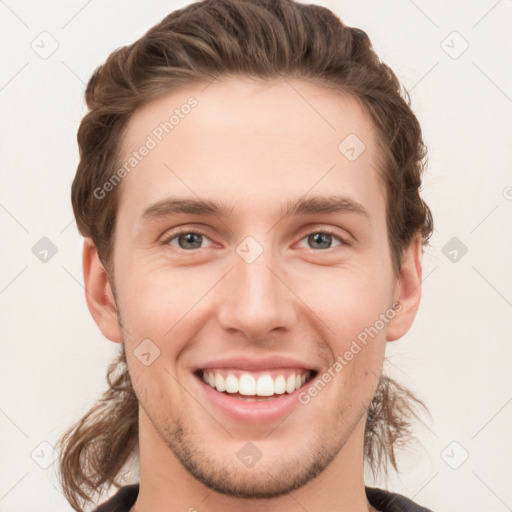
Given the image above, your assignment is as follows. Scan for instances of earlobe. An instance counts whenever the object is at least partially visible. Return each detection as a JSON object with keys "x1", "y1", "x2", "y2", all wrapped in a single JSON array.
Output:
[
  {"x1": 82, "y1": 238, "x2": 123, "y2": 343},
  {"x1": 386, "y1": 234, "x2": 423, "y2": 342}
]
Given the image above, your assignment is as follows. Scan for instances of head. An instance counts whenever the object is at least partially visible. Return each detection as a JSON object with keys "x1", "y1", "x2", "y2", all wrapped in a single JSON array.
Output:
[{"x1": 57, "y1": 0, "x2": 433, "y2": 510}]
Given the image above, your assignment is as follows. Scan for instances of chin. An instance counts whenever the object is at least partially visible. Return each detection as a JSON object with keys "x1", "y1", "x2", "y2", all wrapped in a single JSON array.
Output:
[{"x1": 161, "y1": 421, "x2": 344, "y2": 500}]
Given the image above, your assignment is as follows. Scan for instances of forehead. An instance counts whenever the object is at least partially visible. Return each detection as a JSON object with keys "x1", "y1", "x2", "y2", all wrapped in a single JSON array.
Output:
[{"x1": 116, "y1": 76, "x2": 385, "y2": 221}]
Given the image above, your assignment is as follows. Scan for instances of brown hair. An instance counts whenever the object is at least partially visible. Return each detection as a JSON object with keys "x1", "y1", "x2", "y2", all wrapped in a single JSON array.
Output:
[{"x1": 58, "y1": 0, "x2": 433, "y2": 509}]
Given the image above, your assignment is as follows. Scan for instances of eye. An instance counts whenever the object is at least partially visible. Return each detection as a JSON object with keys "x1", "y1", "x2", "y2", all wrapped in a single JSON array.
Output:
[
  {"x1": 162, "y1": 228, "x2": 349, "y2": 252},
  {"x1": 163, "y1": 230, "x2": 214, "y2": 250},
  {"x1": 296, "y1": 230, "x2": 348, "y2": 250}
]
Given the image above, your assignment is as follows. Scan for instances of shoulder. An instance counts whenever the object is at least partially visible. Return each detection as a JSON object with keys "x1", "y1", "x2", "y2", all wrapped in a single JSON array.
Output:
[
  {"x1": 366, "y1": 486, "x2": 434, "y2": 512},
  {"x1": 92, "y1": 484, "x2": 139, "y2": 512}
]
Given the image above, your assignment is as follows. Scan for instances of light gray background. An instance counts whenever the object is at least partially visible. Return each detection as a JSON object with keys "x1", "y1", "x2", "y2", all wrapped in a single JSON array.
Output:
[{"x1": 1, "y1": 1, "x2": 511, "y2": 511}]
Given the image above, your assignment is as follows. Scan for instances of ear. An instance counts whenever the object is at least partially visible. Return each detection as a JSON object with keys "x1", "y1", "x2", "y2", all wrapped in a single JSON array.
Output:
[
  {"x1": 82, "y1": 238, "x2": 123, "y2": 343},
  {"x1": 386, "y1": 234, "x2": 423, "y2": 342}
]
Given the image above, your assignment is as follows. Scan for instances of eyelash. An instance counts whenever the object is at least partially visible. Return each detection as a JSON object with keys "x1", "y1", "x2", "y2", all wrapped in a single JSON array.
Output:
[{"x1": 161, "y1": 227, "x2": 350, "y2": 251}]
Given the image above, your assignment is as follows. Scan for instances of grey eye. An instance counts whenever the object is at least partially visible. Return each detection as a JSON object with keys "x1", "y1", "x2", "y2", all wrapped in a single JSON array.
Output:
[
  {"x1": 299, "y1": 232, "x2": 344, "y2": 250},
  {"x1": 168, "y1": 232, "x2": 209, "y2": 250}
]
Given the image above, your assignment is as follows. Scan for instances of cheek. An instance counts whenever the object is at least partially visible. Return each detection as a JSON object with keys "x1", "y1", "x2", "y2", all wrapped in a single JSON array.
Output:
[
  {"x1": 114, "y1": 260, "x2": 192, "y2": 342},
  {"x1": 299, "y1": 266, "x2": 392, "y2": 343}
]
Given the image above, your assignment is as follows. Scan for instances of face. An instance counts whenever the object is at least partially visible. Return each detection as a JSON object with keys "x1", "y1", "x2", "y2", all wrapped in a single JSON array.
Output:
[{"x1": 86, "y1": 76, "x2": 421, "y2": 499}]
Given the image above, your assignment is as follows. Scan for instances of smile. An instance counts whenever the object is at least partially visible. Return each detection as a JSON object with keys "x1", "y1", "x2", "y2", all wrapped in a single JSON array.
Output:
[
  {"x1": 200, "y1": 368, "x2": 314, "y2": 398},
  {"x1": 193, "y1": 366, "x2": 318, "y2": 424}
]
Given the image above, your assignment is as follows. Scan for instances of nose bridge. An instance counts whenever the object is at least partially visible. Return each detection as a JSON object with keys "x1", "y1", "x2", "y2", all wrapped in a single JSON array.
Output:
[{"x1": 217, "y1": 239, "x2": 295, "y2": 339}]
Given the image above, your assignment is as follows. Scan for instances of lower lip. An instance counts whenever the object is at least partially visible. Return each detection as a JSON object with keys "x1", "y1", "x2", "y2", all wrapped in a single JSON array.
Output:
[{"x1": 195, "y1": 374, "x2": 312, "y2": 424}]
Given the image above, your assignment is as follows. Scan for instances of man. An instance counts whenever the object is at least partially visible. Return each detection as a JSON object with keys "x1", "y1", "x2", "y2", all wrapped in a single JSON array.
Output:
[{"x1": 56, "y1": 1, "x2": 434, "y2": 511}]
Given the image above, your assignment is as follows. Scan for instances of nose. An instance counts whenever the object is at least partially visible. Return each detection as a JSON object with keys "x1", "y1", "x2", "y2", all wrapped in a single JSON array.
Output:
[{"x1": 216, "y1": 244, "x2": 297, "y2": 342}]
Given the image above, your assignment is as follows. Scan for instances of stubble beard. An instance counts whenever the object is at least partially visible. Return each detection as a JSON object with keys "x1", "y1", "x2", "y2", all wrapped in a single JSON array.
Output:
[{"x1": 139, "y1": 398, "x2": 362, "y2": 500}]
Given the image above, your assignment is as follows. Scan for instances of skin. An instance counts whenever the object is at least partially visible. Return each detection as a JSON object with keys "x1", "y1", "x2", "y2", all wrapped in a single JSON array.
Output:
[{"x1": 83, "y1": 76, "x2": 422, "y2": 512}]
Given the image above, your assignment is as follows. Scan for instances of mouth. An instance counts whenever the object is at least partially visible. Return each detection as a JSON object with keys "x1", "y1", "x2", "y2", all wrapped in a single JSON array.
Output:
[
  {"x1": 193, "y1": 367, "x2": 318, "y2": 424},
  {"x1": 195, "y1": 368, "x2": 316, "y2": 400}
]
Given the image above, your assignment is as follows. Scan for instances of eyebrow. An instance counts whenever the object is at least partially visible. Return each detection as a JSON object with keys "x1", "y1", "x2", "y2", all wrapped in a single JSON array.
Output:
[{"x1": 141, "y1": 195, "x2": 370, "y2": 222}]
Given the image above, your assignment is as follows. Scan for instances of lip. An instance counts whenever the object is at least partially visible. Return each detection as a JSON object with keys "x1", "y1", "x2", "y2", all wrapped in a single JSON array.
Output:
[
  {"x1": 194, "y1": 370, "x2": 316, "y2": 424},
  {"x1": 193, "y1": 355, "x2": 318, "y2": 373}
]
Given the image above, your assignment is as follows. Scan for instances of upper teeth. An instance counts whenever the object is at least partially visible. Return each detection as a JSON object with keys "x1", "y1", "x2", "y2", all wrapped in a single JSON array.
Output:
[{"x1": 202, "y1": 370, "x2": 311, "y2": 396}]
